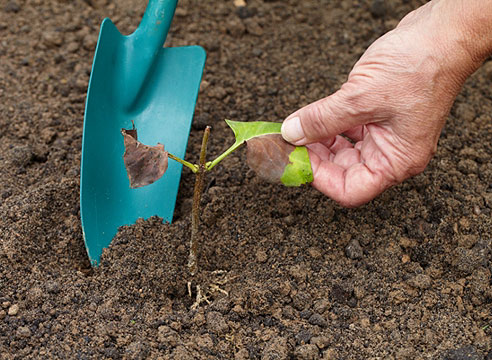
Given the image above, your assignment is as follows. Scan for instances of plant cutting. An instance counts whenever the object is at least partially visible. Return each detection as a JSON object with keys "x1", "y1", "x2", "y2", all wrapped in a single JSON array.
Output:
[{"x1": 121, "y1": 120, "x2": 313, "y2": 277}]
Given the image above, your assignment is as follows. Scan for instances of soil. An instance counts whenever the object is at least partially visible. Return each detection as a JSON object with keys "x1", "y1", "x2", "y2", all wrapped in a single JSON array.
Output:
[{"x1": 0, "y1": 0, "x2": 491, "y2": 359}]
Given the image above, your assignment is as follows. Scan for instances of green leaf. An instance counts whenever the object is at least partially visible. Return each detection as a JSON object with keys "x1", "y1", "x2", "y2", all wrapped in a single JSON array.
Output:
[
  {"x1": 281, "y1": 146, "x2": 314, "y2": 186},
  {"x1": 206, "y1": 120, "x2": 282, "y2": 170},
  {"x1": 208, "y1": 120, "x2": 313, "y2": 187},
  {"x1": 226, "y1": 120, "x2": 282, "y2": 142}
]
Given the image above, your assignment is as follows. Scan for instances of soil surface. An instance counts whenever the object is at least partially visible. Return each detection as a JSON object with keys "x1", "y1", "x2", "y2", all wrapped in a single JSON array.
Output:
[{"x1": 1, "y1": 0, "x2": 491, "y2": 359}]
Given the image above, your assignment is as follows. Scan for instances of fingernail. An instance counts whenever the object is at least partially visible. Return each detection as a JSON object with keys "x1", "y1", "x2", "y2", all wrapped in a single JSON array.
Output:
[{"x1": 281, "y1": 116, "x2": 305, "y2": 143}]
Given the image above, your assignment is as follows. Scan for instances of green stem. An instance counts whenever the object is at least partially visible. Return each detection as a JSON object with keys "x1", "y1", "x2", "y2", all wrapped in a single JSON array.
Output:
[
  {"x1": 205, "y1": 142, "x2": 243, "y2": 171},
  {"x1": 188, "y1": 126, "x2": 211, "y2": 276},
  {"x1": 168, "y1": 153, "x2": 198, "y2": 173}
]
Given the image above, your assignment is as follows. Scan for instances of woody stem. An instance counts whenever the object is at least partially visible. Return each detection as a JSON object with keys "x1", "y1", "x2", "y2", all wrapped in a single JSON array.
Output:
[{"x1": 188, "y1": 126, "x2": 211, "y2": 276}]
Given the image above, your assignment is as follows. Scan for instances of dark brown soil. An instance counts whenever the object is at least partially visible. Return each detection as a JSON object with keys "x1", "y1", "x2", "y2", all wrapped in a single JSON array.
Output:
[{"x1": 1, "y1": 0, "x2": 491, "y2": 359}]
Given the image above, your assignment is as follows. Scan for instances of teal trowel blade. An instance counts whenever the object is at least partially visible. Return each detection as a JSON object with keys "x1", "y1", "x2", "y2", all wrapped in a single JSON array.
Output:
[{"x1": 80, "y1": 0, "x2": 206, "y2": 265}]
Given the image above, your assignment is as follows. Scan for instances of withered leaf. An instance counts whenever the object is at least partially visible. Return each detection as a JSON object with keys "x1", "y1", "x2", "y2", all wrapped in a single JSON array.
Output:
[
  {"x1": 246, "y1": 134, "x2": 294, "y2": 183},
  {"x1": 225, "y1": 120, "x2": 313, "y2": 186},
  {"x1": 121, "y1": 128, "x2": 168, "y2": 188},
  {"x1": 124, "y1": 128, "x2": 138, "y2": 141}
]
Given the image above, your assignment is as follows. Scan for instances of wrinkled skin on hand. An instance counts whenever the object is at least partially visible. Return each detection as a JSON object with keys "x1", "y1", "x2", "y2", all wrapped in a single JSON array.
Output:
[{"x1": 281, "y1": 1, "x2": 485, "y2": 207}]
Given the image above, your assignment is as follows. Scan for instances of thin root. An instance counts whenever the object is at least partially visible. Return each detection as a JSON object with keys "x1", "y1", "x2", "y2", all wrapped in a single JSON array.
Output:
[
  {"x1": 190, "y1": 285, "x2": 211, "y2": 310},
  {"x1": 187, "y1": 281, "x2": 192, "y2": 298},
  {"x1": 209, "y1": 284, "x2": 228, "y2": 296},
  {"x1": 188, "y1": 271, "x2": 231, "y2": 310}
]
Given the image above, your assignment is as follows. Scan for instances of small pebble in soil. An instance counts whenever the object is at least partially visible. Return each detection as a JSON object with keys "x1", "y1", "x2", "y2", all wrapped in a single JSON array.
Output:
[
  {"x1": 454, "y1": 103, "x2": 476, "y2": 122},
  {"x1": 10, "y1": 145, "x2": 34, "y2": 167},
  {"x1": 157, "y1": 325, "x2": 178, "y2": 347},
  {"x1": 66, "y1": 41, "x2": 79, "y2": 53},
  {"x1": 252, "y1": 47, "x2": 263, "y2": 57},
  {"x1": 408, "y1": 273, "x2": 431, "y2": 290},
  {"x1": 236, "y1": 6, "x2": 256, "y2": 19},
  {"x1": 451, "y1": 247, "x2": 484, "y2": 276},
  {"x1": 255, "y1": 249, "x2": 268, "y2": 263},
  {"x1": 226, "y1": 19, "x2": 246, "y2": 37},
  {"x1": 295, "y1": 329, "x2": 312, "y2": 345},
  {"x1": 292, "y1": 291, "x2": 312, "y2": 311},
  {"x1": 307, "y1": 246, "x2": 322, "y2": 259},
  {"x1": 82, "y1": 33, "x2": 97, "y2": 51},
  {"x1": 323, "y1": 348, "x2": 337, "y2": 360},
  {"x1": 192, "y1": 112, "x2": 210, "y2": 131},
  {"x1": 294, "y1": 344, "x2": 319, "y2": 360},
  {"x1": 125, "y1": 340, "x2": 149, "y2": 358},
  {"x1": 299, "y1": 309, "x2": 312, "y2": 319},
  {"x1": 308, "y1": 313, "x2": 327, "y2": 327},
  {"x1": 457, "y1": 234, "x2": 478, "y2": 249},
  {"x1": 230, "y1": 304, "x2": 245, "y2": 318},
  {"x1": 171, "y1": 345, "x2": 192, "y2": 359},
  {"x1": 210, "y1": 297, "x2": 232, "y2": 315},
  {"x1": 284, "y1": 215, "x2": 296, "y2": 226},
  {"x1": 208, "y1": 86, "x2": 227, "y2": 100},
  {"x1": 235, "y1": 348, "x2": 249, "y2": 360},
  {"x1": 282, "y1": 305, "x2": 296, "y2": 320},
  {"x1": 484, "y1": 61, "x2": 492, "y2": 81},
  {"x1": 174, "y1": 7, "x2": 187, "y2": 17},
  {"x1": 245, "y1": 19, "x2": 263, "y2": 36},
  {"x1": 370, "y1": 0, "x2": 386, "y2": 18},
  {"x1": 43, "y1": 31, "x2": 64, "y2": 47},
  {"x1": 262, "y1": 337, "x2": 289, "y2": 360},
  {"x1": 206, "y1": 311, "x2": 229, "y2": 335},
  {"x1": 345, "y1": 239, "x2": 363, "y2": 260},
  {"x1": 16, "y1": 326, "x2": 31, "y2": 338},
  {"x1": 1, "y1": 188, "x2": 12, "y2": 200},
  {"x1": 193, "y1": 312, "x2": 205, "y2": 326},
  {"x1": 443, "y1": 345, "x2": 481, "y2": 360},
  {"x1": 203, "y1": 38, "x2": 220, "y2": 52},
  {"x1": 46, "y1": 280, "x2": 61, "y2": 294},
  {"x1": 4, "y1": 1, "x2": 20, "y2": 13},
  {"x1": 8, "y1": 304, "x2": 19, "y2": 316},
  {"x1": 2, "y1": 301, "x2": 11, "y2": 308},
  {"x1": 457, "y1": 159, "x2": 478, "y2": 175},
  {"x1": 313, "y1": 298, "x2": 330, "y2": 314},
  {"x1": 311, "y1": 336, "x2": 330, "y2": 349}
]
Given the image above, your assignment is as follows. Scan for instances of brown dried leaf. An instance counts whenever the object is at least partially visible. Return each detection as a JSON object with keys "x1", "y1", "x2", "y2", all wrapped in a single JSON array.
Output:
[
  {"x1": 124, "y1": 128, "x2": 138, "y2": 141},
  {"x1": 246, "y1": 133, "x2": 295, "y2": 183},
  {"x1": 121, "y1": 129, "x2": 168, "y2": 188}
]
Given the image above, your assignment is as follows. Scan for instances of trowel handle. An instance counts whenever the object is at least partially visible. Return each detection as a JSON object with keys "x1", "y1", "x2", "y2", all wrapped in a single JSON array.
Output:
[{"x1": 137, "y1": 0, "x2": 178, "y2": 51}]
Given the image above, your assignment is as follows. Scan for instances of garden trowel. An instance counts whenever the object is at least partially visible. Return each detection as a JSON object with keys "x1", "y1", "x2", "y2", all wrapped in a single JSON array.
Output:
[{"x1": 80, "y1": 0, "x2": 206, "y2": 265}]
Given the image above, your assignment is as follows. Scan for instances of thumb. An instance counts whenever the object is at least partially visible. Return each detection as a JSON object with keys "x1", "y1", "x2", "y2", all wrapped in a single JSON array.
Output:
[{"x1": 281, "y1": 87, "x2": 364, "y2": 145}]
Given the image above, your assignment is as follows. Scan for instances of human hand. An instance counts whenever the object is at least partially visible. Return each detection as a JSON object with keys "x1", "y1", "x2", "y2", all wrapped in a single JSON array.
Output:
[{"x1": 281, "y1": 0, "x2": 490, "y2": 207}]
